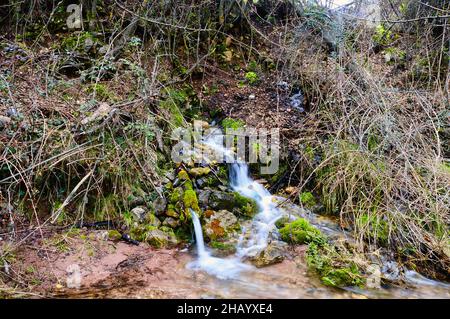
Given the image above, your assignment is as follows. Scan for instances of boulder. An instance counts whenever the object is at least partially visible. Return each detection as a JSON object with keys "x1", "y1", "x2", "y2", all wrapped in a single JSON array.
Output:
[
  {"x1": 249, "y1": 241, "x2": 287, "y2": 267},
  {"x1": 204, "y1": 209, "x2": 239, "y2": 240},
  {"x1": 130, "y1": 206, "x2": 147, "y2": 222},
  {"x1": 145, "y1": 213, "x2": 161, "y2": 228},
  {"x1": 153, "y1": 197, "x2": 167, "y2": 216},
  {"x1": 163, "y1": 217, "x2": 180, "y2": 228},
  {"x1": 146, "y1": 228, "x2": 177, "y2": 248}
]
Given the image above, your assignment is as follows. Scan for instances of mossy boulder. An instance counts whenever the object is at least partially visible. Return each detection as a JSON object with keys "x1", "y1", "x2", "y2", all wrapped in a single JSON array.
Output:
[
  {"x1": 107, "y1": 230, "x2": 122, "y2": 241},
  {"x1": 306, "y1": 242, "x2": 365, "y2": 288},
  {"x1": 198, "y1": 190, "x2": 258, "y2": 217},
  {"x1": 209, "y1": 240, "x2": 237, "y2": 256},
  {"x1": 279, "y1": 218, "x2": 326, "y2": 245},
  {"x1": 145, "y1": 213, "x2": 162, "y2": 228},
  {"x1": 145, "y1": 228, "x2": 177, "y2": 248}
]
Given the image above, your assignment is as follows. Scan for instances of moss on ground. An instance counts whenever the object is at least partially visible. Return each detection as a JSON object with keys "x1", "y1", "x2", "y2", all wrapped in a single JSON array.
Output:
[{"x1": 279, "y1": 218, "x2": 326, "y2": 245}]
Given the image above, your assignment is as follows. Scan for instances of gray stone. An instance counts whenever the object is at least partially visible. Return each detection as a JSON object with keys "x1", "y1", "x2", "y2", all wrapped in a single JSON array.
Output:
[
  {"x1": 153, "y1": 197, "x2": 167, "y2": 216},
  {"x1": 130, "y1": 206, "x2": 146, "y2": 222},
  {"x1": 250, "y1": 241, "x2": 287, "y2": 267},
  {"x1": 163, "y1": 217, "x2": 180, "y2": 228},
  {"x1": 145, "y1": 213, "x2": 161, "y2": 228}
]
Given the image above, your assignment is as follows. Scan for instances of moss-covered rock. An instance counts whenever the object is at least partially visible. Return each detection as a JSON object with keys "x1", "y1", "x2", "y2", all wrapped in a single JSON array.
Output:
[
  {"x1": 306, "y1": 242, "x2": 365, "y2": 288},
  {"x1": 107, "y1": 230, "x2": 122, "y2": 241},
  {"x1": 233, "y1": 192, "x2": 258, "y2": 217},
  {"x1": 144, "y1": 213, "x2": 162, "y2": 228},
  {"x1": 203, "y1": 209, "x2": 239, "y2": 240},
  {"x1": 189, "y1": 167, "x2": 211, "y2": 177},
  {"x1": 279, "y1": 218, "x2": 326, "y2": 245},
  {"x1": 183, "y1": 189, "x2": 200, "y2": 215}
]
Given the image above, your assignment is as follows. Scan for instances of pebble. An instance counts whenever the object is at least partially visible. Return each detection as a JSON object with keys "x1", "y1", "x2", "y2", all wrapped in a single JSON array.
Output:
[{"x1": 249, "y1": 94, "x2": 256, "y2": 100}]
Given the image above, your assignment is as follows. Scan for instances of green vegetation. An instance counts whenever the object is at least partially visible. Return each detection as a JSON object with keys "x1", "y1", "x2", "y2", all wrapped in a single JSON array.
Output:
[
  {"x1": 279, "y1": 218, "x2": 326, "y2": 245},
  {"x1": 222, "y1": 117, "x2": 245, "y2": 130}
]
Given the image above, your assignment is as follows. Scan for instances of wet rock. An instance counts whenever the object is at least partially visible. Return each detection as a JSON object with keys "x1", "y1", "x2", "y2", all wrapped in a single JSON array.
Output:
[
  {"x1": 204, "y1": 209, "x2": 239, "y2": 240},
  {"x1": 208, "y1": 191, "x2": 236, "y2": 211},
  {"x1": 250, "y1": 241, "x2": 287, "y2": 267},
  {"x1": 153, "y1": 197, "x2": 167, "y2": 216},
  {"x1": 197, "y1": 189, "x2": 212, "y2": 207},
  {"x1": 163, "y1": 217, "x2": 180, "y2": 228},
  {"x1": 189, "y1": 167, "x2": 211, "y2": 178},
  {"x1": 130, "y1": 206, "x2": 146, "y2": 222},
  {"x1": 381, "y1": 260, "x2": 401, "y2": 281}
]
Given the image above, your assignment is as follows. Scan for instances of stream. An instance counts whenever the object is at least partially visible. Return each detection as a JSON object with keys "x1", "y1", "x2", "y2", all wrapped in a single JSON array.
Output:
[
  {"x1": 179, "y1": 127, "x2": 450, "y2": 299},
  {"x1": 54, "y1": 126, "x2": 450, "y2": 299}
]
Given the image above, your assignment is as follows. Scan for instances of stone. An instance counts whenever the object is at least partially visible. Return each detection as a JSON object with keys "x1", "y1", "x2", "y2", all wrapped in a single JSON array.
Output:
[
  {"x1": 163, "y1": 217, "x2": 180, "y2": 228},
  {"x1": 204, "y1": 209, "x2": 239, "y2": 240},
  {"x1": 145, "y1": 213, "x2": 161, "y2": 228},
  {"x1": 146, "y1": 229, "x2": 177, "y2": 248},
  {"x1": 153, "y1": 197, "x2": 167, "y2": 216},
  {"x1": 130, "y1": 206, "x2": 146, "y2": 222},
  {"x1": 128, "y1": 196, "x2": 145, "y2": 208},
  {"x1": 250, "y1": 241, "x2": 287, "y2": 267},
  {"x1": 249, "y1": 94, "x2": 256, "y2": 100},
  {"x1": 194, "y1": 120, "x2": 210, "y2": 129},
  {"x1": 107, "y1": 230, "x2": 122, "y2": 241},
  {"x1": 189, "y1": 167, "x2": 211, "y2": 177}
]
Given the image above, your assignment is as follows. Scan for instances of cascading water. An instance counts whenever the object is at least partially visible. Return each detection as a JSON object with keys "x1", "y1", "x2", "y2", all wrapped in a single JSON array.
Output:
[{"x1": 187, "y1": 128, "x2": 283, "y2": 279}]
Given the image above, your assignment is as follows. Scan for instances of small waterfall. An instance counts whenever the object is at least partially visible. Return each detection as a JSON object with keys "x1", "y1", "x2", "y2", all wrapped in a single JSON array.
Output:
[
  {"x1": 187, "y1": 209, "x2": 251, "y2": 279},
  {"x1": 187, "y1": 128, "x2": 283, "y2": 278},
  {"x1": 190, "y1": 208, "x2": 207, "y2": 258}
]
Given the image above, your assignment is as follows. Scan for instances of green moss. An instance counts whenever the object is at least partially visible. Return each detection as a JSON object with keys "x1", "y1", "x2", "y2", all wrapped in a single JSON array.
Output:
[
  {"x1": 222, "y1": 117, "x2": 245, "y2": 130},
  {"x1": 244, "y1": 71, "x2": 259, "y2": 85},
  {"x1": 306, "y1": 242, "x2": 365, "y2": 288},
  {"x1": 279, "y1": 218, "x2": 326, "y2": 245},
  {"x1": 299, "y1": 192, "x2": 317, "y2": 208},
  {"x1": 170, "y1": 187, "x2": 183, "y2": 204},
  {"x1": 233, "y1": 192, "x2": 258, "y2": 217},
  {"x1": 177, "y1": 169, "x2": 190, "y2": 180},
  {"x1": 210, "y1": 240, "x2": 237, "y2": 253},
  {"x1": 107, "y1": 230, "x2": 122, "y2": 241},
  {"x1": 130, "y1": 224, "x2": 158, "y2": 242},
  {"x1": 183, "y1": 189, "x2": 200, "y2": 215},
  {"x1": 61, "y1": 31, "x2": 95, "y2": 52}
]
